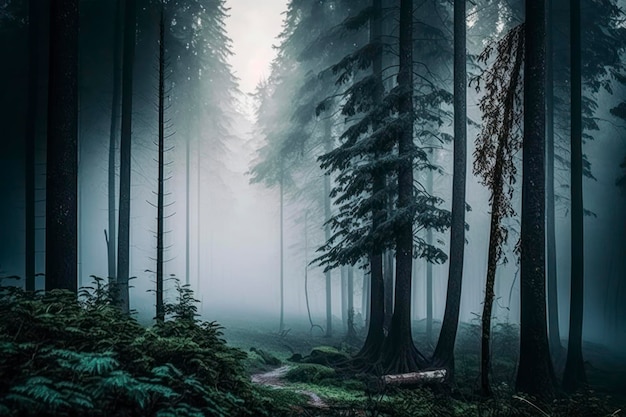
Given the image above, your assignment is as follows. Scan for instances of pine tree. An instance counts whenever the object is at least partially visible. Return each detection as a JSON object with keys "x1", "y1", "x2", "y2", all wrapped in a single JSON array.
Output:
[
  {"x1": 314, "y1": 0, "x2": 451, "y2": 373},
  {"x1": 431, "y1": 0, "x2": 467, "y2": 379},
  {"x1": 251, "y1": 0, "x2": 364, "y2": 336},
  {"x1": 155, "y1": 2, "x2": 167, "y2": 323}
]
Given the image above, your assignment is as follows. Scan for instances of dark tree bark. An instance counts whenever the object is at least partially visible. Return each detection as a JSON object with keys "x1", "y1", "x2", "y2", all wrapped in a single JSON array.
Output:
[
  {"x1": 355, "y1": 0, "x2": 385, "y2": 364},
  {"x1": 384, "y1": 249, "x2": 393, "y2": 330},
  {"x1": 563, "y1": 0, "x2": 587, "y2": 392},
  {"x1": 545, "y1": 0, "x2": 563, "y2": 360},
  {"x1": 516, "y1": 0, "x2": 556, "y2": 397},
  {"x1": 347, "y1": 266, "x2": 356, "y2": 339},
  {"x1": 25, "y1": 0, "x2": 43, "y2": 292},
  {"x1": 362, "y1": 270, "x2": 371, "y2": 330},
  {"x1": 480, "y1": 146, "x2": 505, "y2": 397},
  {"x1": 383, "y1": 0, "x2": 424, "y2": 373},
  {"x1": 431, "y1": 0, "x2": 467, "y2": 378},
  {"x1": 45, "y1": 0, "x2": 79, "y2": 293},
  {"x1": 107, "y1": 0, "x2": 123, "y2": 286},
  {"x1": 155, "y1": 3, "x2": 165, "y2": 323},
  {"x1": 117, "y1": 0, "x2": 137, "y2": 314}
]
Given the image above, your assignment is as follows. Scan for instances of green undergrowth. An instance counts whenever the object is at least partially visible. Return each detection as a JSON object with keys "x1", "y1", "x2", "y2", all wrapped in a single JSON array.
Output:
[
  {"x1": 1, "y1": 279, "x2": 621, "y2": 417},
  {"x1": 0, "y1": 279, "x2": 296, "y2": 417},
  {"x1": 241, "y1": 328, "x2": 623, "y2": 416}
]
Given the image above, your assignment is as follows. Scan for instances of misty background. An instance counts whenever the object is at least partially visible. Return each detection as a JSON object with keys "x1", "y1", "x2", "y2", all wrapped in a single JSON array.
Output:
[{"x1": 0, "y1": 0, "x2": 625, "y2": 350}]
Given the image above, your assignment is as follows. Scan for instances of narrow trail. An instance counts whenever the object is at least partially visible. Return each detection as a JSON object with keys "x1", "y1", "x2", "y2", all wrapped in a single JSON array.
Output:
[{"x1": 251, "y1": 366, "x2": 328, "y2": 409}]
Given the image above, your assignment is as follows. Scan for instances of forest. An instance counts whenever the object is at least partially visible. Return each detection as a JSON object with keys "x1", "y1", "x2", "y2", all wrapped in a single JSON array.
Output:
[{"x1": 0, "y1": 0, "x2": 625, "y2": 415}]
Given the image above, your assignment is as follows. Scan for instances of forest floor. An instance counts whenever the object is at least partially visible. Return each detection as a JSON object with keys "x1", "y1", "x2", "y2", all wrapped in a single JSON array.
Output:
[
  {"x1": 212, "y1": 312, "x2": 626, "y2": 416},
  {"x1": 251, "y1": 365, "x2": 329, "y2": 408}
]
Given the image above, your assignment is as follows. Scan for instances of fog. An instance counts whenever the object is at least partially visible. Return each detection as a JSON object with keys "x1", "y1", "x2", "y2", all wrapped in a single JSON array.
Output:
[{"x1": 0, "y1": 0, "x2": 625, "y2": 353}]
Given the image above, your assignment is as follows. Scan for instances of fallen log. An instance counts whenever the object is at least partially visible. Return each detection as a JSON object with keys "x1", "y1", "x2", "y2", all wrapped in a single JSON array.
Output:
[{"x1": 381, "y1": 369, "x2": 447, "y2": 386}]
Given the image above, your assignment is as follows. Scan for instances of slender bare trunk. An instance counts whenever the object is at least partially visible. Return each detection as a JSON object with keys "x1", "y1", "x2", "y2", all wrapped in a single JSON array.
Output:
[
  {"x1": 155, "y1": 3, "x2": 166, "y2": 323},
  {"x1": 116, "y1": 0, "x2": 136, "y2": 314},
  {"x1": 563, "y1": 0, "x2": 586, "y2": 392},
  {"x1": 426, "y1": 159, "x2": 433, "y2": 344},
  {"x1": 279, "y1": 162, "x2": 285, "y2": 332},
  {"x1": 324, "y1": 121, "x2": 333, "y2": 337},
  {"x1": 107, "y1": 0, "x2": 123, "y2": 286},
  {"x1": 25, "y1": 0, "x2": 42, "y2": 291}
]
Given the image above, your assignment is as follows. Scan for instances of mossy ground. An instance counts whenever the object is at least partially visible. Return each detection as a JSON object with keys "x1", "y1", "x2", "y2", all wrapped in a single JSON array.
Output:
[{"x1": 219, "y1": 314, "x2": 626, "y2": 417}]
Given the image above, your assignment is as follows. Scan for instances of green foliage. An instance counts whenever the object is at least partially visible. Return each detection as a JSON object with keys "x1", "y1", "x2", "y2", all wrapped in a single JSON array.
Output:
[
  {"x1": 0, "y1": 281, "x2": 294, "y2": 417},
  {"x1": 285, "y1": 364, "x2": 336, "y2": 384},
  {"x1": 304, "y1": 346, "x2": 352, "y2": 366}
]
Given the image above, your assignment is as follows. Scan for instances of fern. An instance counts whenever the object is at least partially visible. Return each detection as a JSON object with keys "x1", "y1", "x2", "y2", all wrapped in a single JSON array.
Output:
[
  {"x1": 7, "y1": 377, "x2": 70, "y2": 412},
  {"x1": 0, "y1": 281, "x2": 292, "y2": 417},
  {"x1": 44, "y1": 348, "x2": 119, "y2": 375}
]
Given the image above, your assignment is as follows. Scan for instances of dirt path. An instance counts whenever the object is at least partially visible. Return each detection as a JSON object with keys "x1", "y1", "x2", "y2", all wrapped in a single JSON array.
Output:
[{"x1": 251, "y1": 366, "x2": 328, "y2": 408}]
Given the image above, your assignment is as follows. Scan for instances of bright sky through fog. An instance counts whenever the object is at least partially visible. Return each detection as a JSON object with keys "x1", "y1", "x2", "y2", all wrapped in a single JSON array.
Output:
[{"x1": 225, "y1": 0, "x2": 289, "y2": 97}]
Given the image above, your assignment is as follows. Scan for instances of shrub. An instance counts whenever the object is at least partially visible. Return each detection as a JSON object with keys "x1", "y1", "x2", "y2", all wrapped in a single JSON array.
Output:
[{"x1": 0, "y1": 280, "x2": 293, "y2": 417}]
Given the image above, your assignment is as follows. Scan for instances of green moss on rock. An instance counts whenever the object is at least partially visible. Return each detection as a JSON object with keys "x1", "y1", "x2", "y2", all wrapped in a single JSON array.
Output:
[
  {"x1": 304, "y1": 346, "x2": 351, "y2": 366},
  {"x1": 284, "y1": 363, "x2": 336, "y2": 383}
]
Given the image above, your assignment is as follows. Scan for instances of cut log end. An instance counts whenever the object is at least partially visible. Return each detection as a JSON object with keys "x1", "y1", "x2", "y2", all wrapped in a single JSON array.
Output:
[{"x1": 381, "y1": 369, "x2": 447, "y2": 386}]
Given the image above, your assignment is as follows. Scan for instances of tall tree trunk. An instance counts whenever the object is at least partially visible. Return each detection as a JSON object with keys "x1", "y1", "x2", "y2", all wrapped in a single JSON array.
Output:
[
  {"x1": 45, "y1": 0, "x2": 79, "y2": 293},
  {"x1": 545, "y1": 0, "x2": 562, "y2": 359},
  {"x1": 197, "y1": 140, "x2": 201, "y2": 295},
  {"x1": 117, "y1": 0, "x2": 137, "y2": 314},
  {"x1": 384, "y1": 249, "x2": 393, "y2": 329},
  {"x1": 426, "y1": 161, "x2": 433, "y2": 344},
  {"x1": 341, "y1": 266, "x2": 348, "y2": 330},
  {"x1": 563, "y1": 0, "x2": 586, "y2": 392},
  {"x1": 383, "y1": 0, "x2": 423, "y2": 373},
  {"x1": 279, "y1": 161, "x2": 285, "y2": 332},
  {"x1": 411, "y1": 245, "x2": 419, "y2": 320},
  {"x1": 155, "y1": 3, "x2": 165, "y2": 323},
  {"x1": 480, "y1": 146, "x2": 506, "y2": 397},
  {"x1": 324, "y1": 121, "x2": 333, "y2": 337},
  {"x1": 185, "y1": 137, "x2": 190, "y2": 286},
  {"x1": 431, "y1": 0, "x2": 467, "y2": 378},
  {"x1": 476, "y1": 28, "x2": 525, "y2": 392},
  {"x1": 516, "y1": 0, "x2": 556, "y2": 397},
  {"x1": 347, "y1": 266, "x2": 356, "y2": 338},
  {"x1": 25, "y1": 0, "x2": 42, "y2": 292},
  {"x1": 107, "y1": 0, "x2": 123, "y2": 286},
  {"x1": 362, "y1": 270, "x2": 371, "y2": 330},
  {"x1": 355, "y1": 0, "x2": 385, "y2": 363}
]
